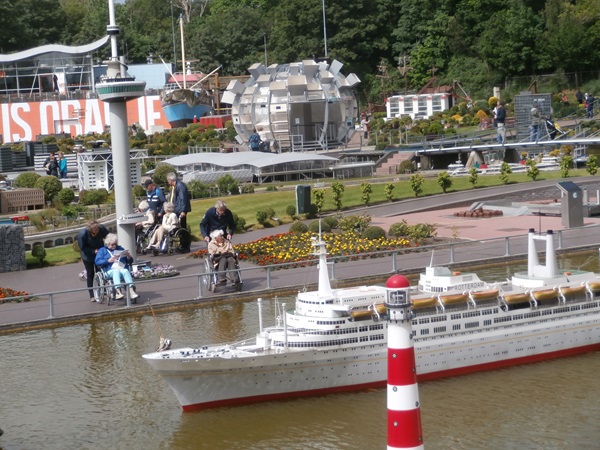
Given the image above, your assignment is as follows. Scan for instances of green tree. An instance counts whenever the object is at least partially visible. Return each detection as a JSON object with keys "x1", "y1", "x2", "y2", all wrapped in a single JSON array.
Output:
[
  {"x1": 80, "y1": 189, "x2": 109, "y2": 207},
  {"x1": 153, "y1": 163, "x2": 177, "y2": 188},
  {"x1": 14, "y1": 172, "x2": 41, "y2": 188},
  {"x1": 187, "y1": 180, "x2": 211, "y2": 199},
  {"x1": 313, "y1": 188, "x2": 325, "y2": 213},
  {"x1": 57, "y1": 188, "x2": 75, "y2": 205},
  {"x1": 468, "y1": 167, "x2": 478, "y2": 188},
  {"x1": 437, "y1": 171, "x2": 453, "y2": 193},
  {"x1": 360, "y1": 182, "x2": 372, "y2": 206},
  {"x1": 34, "y1": 176, "x2": 62, "y2": 203},
  {"x1": 586, "y1": 155, "x2": 598, "y2": 176},
  {"x1": 526, "y1": 160, "x2": 540, "y2": 181},
  {"x1": 409, "y1": 173, "x2": 425, "y2": 197},
  {"x1": 331, "y1": 181, "x2": 345, "y2": 211},
  {"x1": 217, "y1": 174, "x2": 239, "y2": 195},
  {"x1": 499, "y1": 161, "x2": 512, "y2": 185},
  {"x1": 384, "y1": 183, "x2": 395, "y2": 202},
  {"x1": 31, "y1": 243, "x2": 47, "y2": 265},
  {"x1": 560, "y1": 155, "x2": 573, "y2": 178}
]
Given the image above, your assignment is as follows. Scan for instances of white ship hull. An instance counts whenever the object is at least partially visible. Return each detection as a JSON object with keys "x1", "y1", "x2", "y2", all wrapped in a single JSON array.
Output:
[{"x1": 143, "y1": 230, "x2": 600, "y2": 410}]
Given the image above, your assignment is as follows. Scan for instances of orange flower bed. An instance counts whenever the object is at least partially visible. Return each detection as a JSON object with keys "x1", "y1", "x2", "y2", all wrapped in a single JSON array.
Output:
[{"x1": 0, "y1": 287, "x2": 30, "y2": 303}]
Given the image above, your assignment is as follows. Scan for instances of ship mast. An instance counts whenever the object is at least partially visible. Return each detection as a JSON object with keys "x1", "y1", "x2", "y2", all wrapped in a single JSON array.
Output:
[{"x1": 179, "y1": 14, "x2": 186, "y2": 89}]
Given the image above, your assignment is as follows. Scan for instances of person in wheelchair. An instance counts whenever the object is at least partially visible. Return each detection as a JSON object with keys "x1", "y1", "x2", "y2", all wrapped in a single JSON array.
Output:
[
  {"x1": 135, "y1": 200, "x2": 156, "y2": 234},
  {"x1": 207, "y1": 229, "x2": 241, "y2": 286},
  {"x1": 95, "y1": 233, "x2": 140, "y2": 300},
  {"x1": 146, "y1": 201, "x2": 179, "y2": 252}
]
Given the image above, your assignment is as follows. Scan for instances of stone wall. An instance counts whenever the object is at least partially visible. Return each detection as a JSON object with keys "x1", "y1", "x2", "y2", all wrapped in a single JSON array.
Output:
[{"x1": 0, "y1": 225, "x2": 26, "y2": 272}]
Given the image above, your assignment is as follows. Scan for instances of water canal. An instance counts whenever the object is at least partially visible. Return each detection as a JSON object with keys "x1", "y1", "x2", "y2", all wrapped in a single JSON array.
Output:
[{"x1": 1, "y1": 254, "x2": 600, "y2": 449}]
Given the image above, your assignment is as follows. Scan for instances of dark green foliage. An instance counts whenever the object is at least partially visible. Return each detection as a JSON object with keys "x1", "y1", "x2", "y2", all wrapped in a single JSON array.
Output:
[
  {"x1": 323, "y1": 216, "x2": 339, "y2": 229},
  {"x1": 79, "y1": 189, "x2": 109, "y2": 206},
  {"x1": 389, "y1": 220, "x2": 410, "y2": 237},
  {"x1": 152, "y1": 164, "x2": 177, "y2": 188},
  {"x1": 289, "y1": 221, "x2": 309, "y2": 233},
  {"x1": 264, "y1": 207, "x2": 276, "y2": 219},
  {"x1": 362, "y1": 226, "x2": 386, "y2": 240},
  {"x1": 31, "y1": 243, "x2": 46, "y2": 264},
  {"x1": 57, "y1": 188, "x2": 75, "y2": 205},
  {"x1": 285, "y1": 205, "x2": 296, "y2": 216},
  {"x1": 34, "y1": 176, "x2": 62, "y2": 203},
  {"x1": 188, "y1": 180, "x2": 211, "y2": 199},
  {"x1": 217, "y1": 174, "x2": 239, "y2": 195},
  {"x1": 308, "y1": 220, "x2": 332, "y2": 233},
  {"x1": 266, "y1": 185, "x2": 278, "y2": 192},
  {"x1": 241, "y1": 184, "x2": 255, "y2": 194},
  {"x1": 232, "y1": 212, "x2": 246, "y2": 234},
  {"x1": 14, "y1": 172, "x2": 41, "y2": 188},
  {"x1": 61, "y1": 204, "x2": 87, "y2": 218},
  {"x1": 338, "y1": 214, "x2": 372, "y2": 233},
  {"x1": 132, "y1": 184, "x2": 146, "y2": 198},
  {"x1": 256, "y1": 210, "x2": 268, "y2": 224}
]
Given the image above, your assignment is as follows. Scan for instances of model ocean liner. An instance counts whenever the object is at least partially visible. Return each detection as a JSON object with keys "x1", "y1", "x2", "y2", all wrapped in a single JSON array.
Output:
[{"x1": 143, "y1": 229, "x2": 600, "y2": 411}]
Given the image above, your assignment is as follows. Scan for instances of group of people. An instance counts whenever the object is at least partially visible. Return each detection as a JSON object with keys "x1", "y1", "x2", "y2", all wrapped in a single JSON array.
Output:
[
  {"x1": 43, "y1": 151, "x2": 68, "y2": 179},
  {"x1": 76, "y1": 170, "x2": 242, "y2": 302}
]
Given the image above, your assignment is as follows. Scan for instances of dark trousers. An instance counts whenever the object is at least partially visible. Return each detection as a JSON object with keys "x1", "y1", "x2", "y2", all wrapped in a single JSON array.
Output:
[
  {"x1": 217, "y1": 257, "x2": 240, "y2": 283},
  {"x1": 83, "y1": 259, "x2": 96, "y2": 298}
]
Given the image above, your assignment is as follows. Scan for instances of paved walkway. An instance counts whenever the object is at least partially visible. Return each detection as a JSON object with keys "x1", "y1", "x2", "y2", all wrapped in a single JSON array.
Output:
[{"x1": 3, "y1": 177, "x2": 600, "y2": 331}]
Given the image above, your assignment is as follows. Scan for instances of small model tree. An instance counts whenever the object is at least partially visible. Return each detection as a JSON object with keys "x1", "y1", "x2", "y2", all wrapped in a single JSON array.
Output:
[
  {"x1": 409, "y1": 173, "x2": 425, "y2": 197},
  {"x1": 586, "y1": 155, "x2": 598, "y2": 176},
  {"x1": 331, "y1": 181, "x2": 345, "y2": 211},
  {"x1": 468, "y1": 168, "x2": 478, "y2": 188},
  {"x1": 437, "y1": 171, "x2": 453, "y2": 193}
]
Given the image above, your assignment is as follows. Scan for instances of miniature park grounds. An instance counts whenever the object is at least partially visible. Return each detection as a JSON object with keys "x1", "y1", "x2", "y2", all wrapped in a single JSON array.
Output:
[{"x1": 3, "y1": 178, "x2": 600, "y2": 332}]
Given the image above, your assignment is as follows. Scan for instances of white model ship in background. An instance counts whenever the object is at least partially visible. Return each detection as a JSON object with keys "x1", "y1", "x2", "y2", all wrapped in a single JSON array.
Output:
[{"x1": 143, "y1": 229, "x2": 600, "y2": 411}]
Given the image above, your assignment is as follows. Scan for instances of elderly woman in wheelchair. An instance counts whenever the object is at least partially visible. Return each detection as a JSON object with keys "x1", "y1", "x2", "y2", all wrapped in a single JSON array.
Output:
[
  {"x1": 207, "y1": 229, "x2": 241, "y2": 287},
  {"x1": 95, "y1": 233, "x2": 140, "y2": 300},
  {"x1": 146, "y1": 201, "x2": 179, "y2": 253}
]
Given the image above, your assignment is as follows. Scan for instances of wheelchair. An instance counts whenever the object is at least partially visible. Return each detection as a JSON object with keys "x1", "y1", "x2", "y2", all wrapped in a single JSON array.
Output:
[
  {"x1": 92, "y1": 265, "x2": 137, "y2": 305},
  {"x1": 151, "y1": 227, "x2": 192, "y2": 256},
  {"x1": 203, "y1": 252, "x2": 243, "y2": 292},
  {"x1": 136, "y1": 224, "x2": 159, "y2": 255}
]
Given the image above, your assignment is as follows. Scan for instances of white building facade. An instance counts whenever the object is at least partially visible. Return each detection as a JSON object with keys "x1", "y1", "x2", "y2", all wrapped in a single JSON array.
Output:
[{"x1": 386, "y1": 93, "x2": 452, "y2": 120}]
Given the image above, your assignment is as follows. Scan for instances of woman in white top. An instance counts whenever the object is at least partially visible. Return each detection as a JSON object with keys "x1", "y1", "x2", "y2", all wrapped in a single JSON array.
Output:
[{"x1": 147, "y1": 202, "x2": 179, "y2": 250}]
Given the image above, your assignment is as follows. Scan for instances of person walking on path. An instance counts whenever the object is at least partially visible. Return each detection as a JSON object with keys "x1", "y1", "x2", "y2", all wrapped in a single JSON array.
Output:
[
  {"x1": 57, "y1": 152, "x2": 68, "y2": 179},
  {"x1": 166, "y1": 172, "x2": 191, "y2": 248},
  {"x1": 530, "y1": 101, "x2": 541, "y2": 142},
  {"x1": 144, "y1": 179, "x2": 165, "y2": 222},
  {"x1": 43, "y1": 152, "x2": 59, "y2": 177},
  {"x1": 495, "y1": 101, "x2": 506, "y2": 144},
  {"x1": 200, "y1": 200, "x2": 236, "y2": 243},
  {"x1": 77, "y1": 220, "x2": 109, "y2": 301}
]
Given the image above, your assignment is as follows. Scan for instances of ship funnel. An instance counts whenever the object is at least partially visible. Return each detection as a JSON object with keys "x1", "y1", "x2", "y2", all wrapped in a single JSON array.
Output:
[{"x1": 528, "y1": 229, "x2": 558, "y2": 279}]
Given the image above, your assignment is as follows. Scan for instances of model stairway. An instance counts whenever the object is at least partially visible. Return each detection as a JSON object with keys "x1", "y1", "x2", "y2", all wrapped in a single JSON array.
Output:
[{"x1": 374, "y1": 151, "x2": 415, "y2": 176}]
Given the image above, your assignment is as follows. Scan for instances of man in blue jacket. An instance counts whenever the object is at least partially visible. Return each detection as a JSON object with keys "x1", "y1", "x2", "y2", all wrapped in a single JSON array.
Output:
[
  {"x1": 200, "y1": 200, "x2": 236, "y2": 243},
  {"x1": 166, "y1": 172, "x2": 191, "y2": 230},
  {"x1": 144, "y1": 179, "x2": 165, "y2": 221}
]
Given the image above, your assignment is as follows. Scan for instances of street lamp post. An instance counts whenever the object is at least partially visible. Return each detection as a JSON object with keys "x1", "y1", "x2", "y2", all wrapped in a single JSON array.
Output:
[{"x1": 322, "y1": 0, "x2": 328, "y2": 58}]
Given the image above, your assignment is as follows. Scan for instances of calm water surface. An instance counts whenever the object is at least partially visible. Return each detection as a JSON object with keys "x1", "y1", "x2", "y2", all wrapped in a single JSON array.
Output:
[{"x1": 2, "y1": 255, "x2": 600, "y2": 450}]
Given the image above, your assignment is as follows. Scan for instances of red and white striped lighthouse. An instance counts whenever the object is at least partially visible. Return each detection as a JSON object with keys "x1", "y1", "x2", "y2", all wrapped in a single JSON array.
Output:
[{"x1": 385, "y1": 275, "x2": 424, "y2": 450}]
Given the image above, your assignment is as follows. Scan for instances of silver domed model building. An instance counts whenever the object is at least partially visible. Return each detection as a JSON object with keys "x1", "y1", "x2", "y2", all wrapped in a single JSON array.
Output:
[{"x1": 222, "y1": 59, "x2": 360, "y2": 152}]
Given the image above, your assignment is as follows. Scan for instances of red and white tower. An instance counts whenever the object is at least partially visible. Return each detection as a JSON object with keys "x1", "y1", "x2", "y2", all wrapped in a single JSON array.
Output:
[{"x1": 385, "y1": 275, "x2": 424, "y2": 450}]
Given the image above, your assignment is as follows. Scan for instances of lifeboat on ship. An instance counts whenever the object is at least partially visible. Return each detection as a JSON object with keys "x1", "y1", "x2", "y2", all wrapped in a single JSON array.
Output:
[
  {"x1": 411, "y1": 297, "x2": 438, "y2": 309},
  {"x1": 558, "y1": 284, "x2": 587, "y2": 299},
  {"x1": 438, "y1": 292, "x2": 469, "y2": 306},
  {"x1": 349, "y1": 303, "x2": 387, "y2": 321},
  {"x1": 470, "y1": 289, "x2": 500, "y2": 302},
  {"x1": 531, "y1": 288, "x2": 559, "y2": 303}
]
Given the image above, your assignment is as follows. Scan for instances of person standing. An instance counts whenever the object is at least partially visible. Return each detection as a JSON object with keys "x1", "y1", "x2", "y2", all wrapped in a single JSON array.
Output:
[
  {"x1": 43, "y1": 152, "x2": 59, "y2": 177},
  {"x1": 249, "y1": 129, "x2": 261, "y2": 151},
  {"x1": 576, "y1": 89, "x2": 584, "y2": 105},
  {"x1": 78, "y1": 220, "x2": 109, "y2": 301},
  {"x1": 166, "y1": 172, "x2": 191, "y2": 231},
  {"x1": 586, "y1": 93, "x2": 595, "y2": 118},
  {"x1": 530, "y1": 101, "x2": 541, "y2": 142},
  {"x1": 200, "y1": 200, "x2": 236, "y2": 243},
  {"x1": 495, "y1": 101, "x2": 506, "y2": 144},
  {"x1": 57, "y1": 152, "x2": 68, "y2": 179},
  {"x1": 144, "y1": 179, "x2": 165, "y2": 222},
  {"x1": 360, "y1": 115, "x2": 370, "y2": 139}
]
